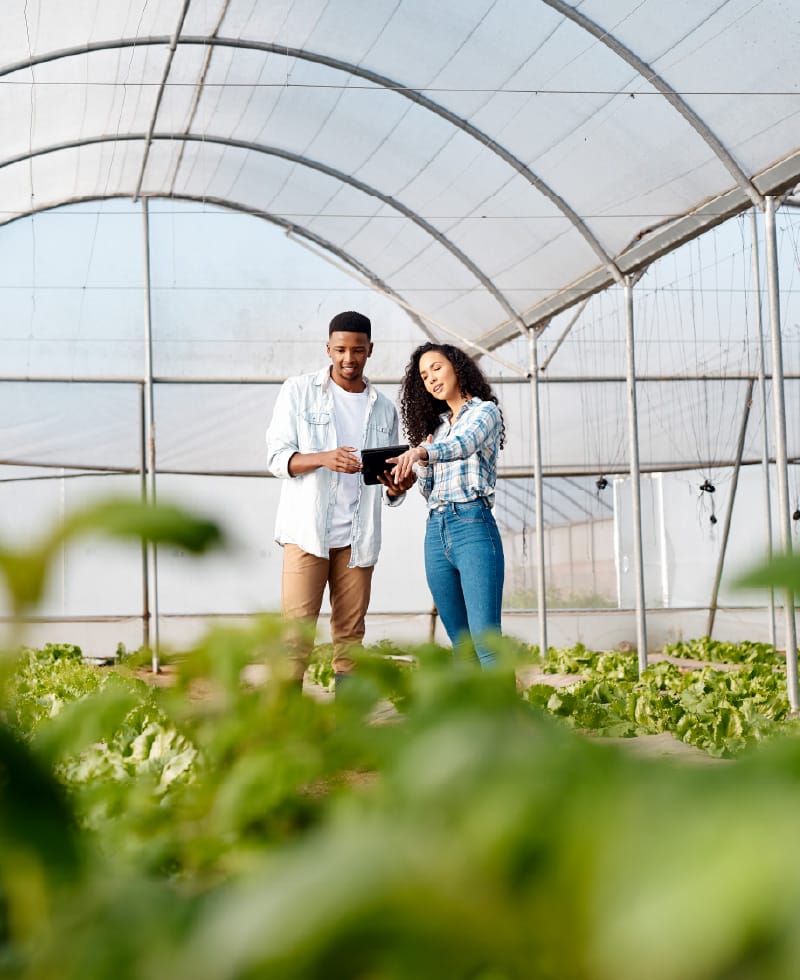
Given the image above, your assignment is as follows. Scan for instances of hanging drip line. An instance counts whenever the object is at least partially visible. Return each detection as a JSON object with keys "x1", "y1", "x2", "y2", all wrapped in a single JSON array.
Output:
[
  {"x1": 695, "y1": 215, "x2": 755, "y2": 530},
  {"x1": 573, "y1": 294, "x2": 626, "y2": 500},
  {"x1": 512, "y1": 379, "x2": 535, "y2": 564},
  {"x1": 694, "y1": 232, "x2": 745, "y2": 530},
  {"x1": 493, "y1": 373, "x2": 537, "y2": 570},
  {"x1": 785, "y1": 214, "x2": 800, "y2": 530},
  {"x1": 637, "y1": 258, "x2": 700, "y2": 499},
  {"x1": 691, "y1": 238, "x2": 717, "y2": 524},
  {"x1": 642, "y1": 234, "x2": 744, "y2": 533},
  {"x1": 699, "y1": 476, "x2": 717, "y2": 525},
  {"x1": 792, "y1": 475, "x2": 800, "y2": 526}
]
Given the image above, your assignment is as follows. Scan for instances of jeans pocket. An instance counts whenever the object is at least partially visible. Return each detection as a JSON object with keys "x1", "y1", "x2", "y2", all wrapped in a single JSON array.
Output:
[{"x1": 453, "y1": 499, "x2": 487, "y2": 522}]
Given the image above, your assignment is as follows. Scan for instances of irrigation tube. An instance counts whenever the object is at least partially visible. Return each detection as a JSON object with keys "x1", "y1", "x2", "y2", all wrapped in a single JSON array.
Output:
[
  {"x1": 750, "y1": 208, "x2": 777, "y2": 648},
  {"x1": 764, "y1": 197, "x2": 799, "y2": 711},
  {"x1": 623, "y1": 278, "x2": 648, "y2": 672},
  {"x1": 142, "y1": 200, "x2": 161, "y2": 672},
  {"x1": 528, "y1": 327, "x2": 548, "y2": 655}
]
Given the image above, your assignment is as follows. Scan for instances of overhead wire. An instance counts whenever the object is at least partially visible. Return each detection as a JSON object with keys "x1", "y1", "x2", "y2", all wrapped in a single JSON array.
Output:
[{"x1": 5, "y1": 78, "x2": 800, "y2": 95}]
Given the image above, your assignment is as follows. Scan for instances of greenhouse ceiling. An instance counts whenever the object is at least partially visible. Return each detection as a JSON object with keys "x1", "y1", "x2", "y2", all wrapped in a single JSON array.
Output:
[{"x1": 2, "y1": 0, "x2": 800, "y2": 352}]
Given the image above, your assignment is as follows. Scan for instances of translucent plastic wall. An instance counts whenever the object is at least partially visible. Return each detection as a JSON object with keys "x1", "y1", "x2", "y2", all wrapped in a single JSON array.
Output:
[{"x1": 2, "y1": 199, "x2": 800, "y2": 655}]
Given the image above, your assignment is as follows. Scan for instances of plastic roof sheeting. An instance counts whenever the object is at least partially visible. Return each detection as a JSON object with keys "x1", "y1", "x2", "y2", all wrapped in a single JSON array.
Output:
[{"x1": 2, "y1": 0, "x2": 800, "y2": 353}]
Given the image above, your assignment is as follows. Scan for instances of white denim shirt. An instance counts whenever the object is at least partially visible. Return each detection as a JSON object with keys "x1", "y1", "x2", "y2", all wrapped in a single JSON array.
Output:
[{"x1": 266, "y1": 367, "x2": 403, "y2": 567}]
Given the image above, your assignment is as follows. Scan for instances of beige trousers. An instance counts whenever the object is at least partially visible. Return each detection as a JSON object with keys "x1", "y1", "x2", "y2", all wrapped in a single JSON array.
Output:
[{"x1": 281, "y1": 543, "x2": 374, "y2": 680}]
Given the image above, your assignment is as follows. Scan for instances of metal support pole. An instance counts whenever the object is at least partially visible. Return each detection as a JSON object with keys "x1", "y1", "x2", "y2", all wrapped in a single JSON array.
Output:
[
  {"x1": 528, "y1": 326, "x2": 548, "y2": 655},
  {"x1": 764, "y1": 196, "x2": 798, "y2": 709},
  {"x1": 142, "y1": 199, "x2": 160, "y2": 672},
  {"x1": 428, "y1": 605, "x2": 439, "y2": 644},
  {"x1": 623, "y1": 277, "x2": 648, "y2": 671},
  {"x1": 706, "y1": 380, "x2": 754, "y2": 638},
  {"x1": 750, "y1": 207, "x2": 777, "y2": 648},
  {"x1": 139, "y1": 383, "x2": 151, "y2": 651},
  {"x1": 656, "y1": 474, "x2": 669, "y2": 608},
  {"x1": 539, "y1": 297, "x2": 590, "y2": 373}
]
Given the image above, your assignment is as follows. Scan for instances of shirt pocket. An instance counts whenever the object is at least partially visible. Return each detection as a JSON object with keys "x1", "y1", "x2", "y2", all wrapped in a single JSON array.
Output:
[
  {"x1": 299, "y1": 410, "x2": 331, "y2": 450},
  {"x1": 364, "y1": 421, "x2": 392, "y2": 447}
]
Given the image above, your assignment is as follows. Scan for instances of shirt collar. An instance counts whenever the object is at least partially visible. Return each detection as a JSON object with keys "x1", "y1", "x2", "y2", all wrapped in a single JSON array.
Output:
[{"x1": 439, "y1": 396, "x2": 479, "y2": 424}]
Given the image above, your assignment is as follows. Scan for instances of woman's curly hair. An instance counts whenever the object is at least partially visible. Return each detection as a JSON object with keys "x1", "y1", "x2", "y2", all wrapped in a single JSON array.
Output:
[{"x1": 398, "y1": 342, "x2": 505, "y2": 448}]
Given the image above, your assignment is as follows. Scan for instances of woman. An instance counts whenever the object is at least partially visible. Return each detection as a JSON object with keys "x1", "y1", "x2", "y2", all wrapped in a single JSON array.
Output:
[{"x1": 390, "y1": 343, "x2": 505, "y2": 669}]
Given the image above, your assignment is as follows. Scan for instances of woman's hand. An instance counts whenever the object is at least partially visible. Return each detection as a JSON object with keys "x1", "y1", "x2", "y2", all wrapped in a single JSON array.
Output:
[{"x1": 388, "y1": 436, "x2": 431, "y2": 482}]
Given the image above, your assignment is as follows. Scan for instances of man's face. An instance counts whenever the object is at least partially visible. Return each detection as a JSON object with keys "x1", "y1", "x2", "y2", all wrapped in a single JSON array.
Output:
[{"x1": 327, "y1": 330, "x2": 373, "y2": 389}]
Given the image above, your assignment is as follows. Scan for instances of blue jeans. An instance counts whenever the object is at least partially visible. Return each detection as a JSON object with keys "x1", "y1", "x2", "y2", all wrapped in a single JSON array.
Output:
[{"x1": 424, "y1": 498, "x2": 504, "y2": 669}]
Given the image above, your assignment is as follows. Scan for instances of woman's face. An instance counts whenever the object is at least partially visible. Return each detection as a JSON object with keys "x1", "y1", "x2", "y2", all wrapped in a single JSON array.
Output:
[{"x1": 418, "y1": 349, "x2": 460, "y2": 403}]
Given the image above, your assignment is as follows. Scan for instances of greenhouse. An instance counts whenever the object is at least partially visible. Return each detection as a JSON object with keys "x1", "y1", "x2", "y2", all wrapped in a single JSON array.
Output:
[
  {"x1": 3, "y1": 0, "x2": 800, "y2": 683},
  {"x1": 7, "y1": 3, "x2": 800, "y2": 978}
]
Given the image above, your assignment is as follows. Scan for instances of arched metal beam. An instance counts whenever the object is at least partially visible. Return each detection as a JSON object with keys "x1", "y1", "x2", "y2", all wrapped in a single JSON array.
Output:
[
  {"x1": 134, "y1": 0, "x2": 191, "y2": 201},
  {"x1": 0, "y1": 131, "x2": 523, "y2": 327},
  {"x1": 502, "y1": 473, "x2": 607, "y2": 524},
  {"x1": 562, "y1": 475, "x2": 614, "y2": 514},
  {"x1": 0, "y1": 34, "x2": 625, "y2": 287},
  {"x1": 0, "y1": 191, "x2": 434, "y2": 339},
  {"x1": 541, "y1": 0, "x2": 763, "y2": 208},
  {"x1": 500, "y1": 480, "x2": 574, "y2": 525}
]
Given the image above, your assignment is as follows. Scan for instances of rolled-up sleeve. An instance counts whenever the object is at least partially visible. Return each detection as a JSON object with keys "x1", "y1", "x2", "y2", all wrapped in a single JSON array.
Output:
[
  {"x1": 414, "y1": 461, "x2": 434, "y2": 501},
  {"x1": 426, "y1": 403, "x2": 501, "y2": 463},
  {"x1": 381, "y1": 408, "x2": 407, "y2": 507},
  {"x1": 265, "y1": 380, "x2": 299, "y2": 479}
]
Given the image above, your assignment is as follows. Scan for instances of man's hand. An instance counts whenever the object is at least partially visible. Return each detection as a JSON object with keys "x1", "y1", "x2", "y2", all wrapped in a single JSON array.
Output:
[
  {"x1": 322, "y1": 446, "x2": 362, "y2": 473},
  {"x1": 288, "y1": 446, "x2": 361, "y2": 477},
  {"x1": 377, "y1": 467, "x2": 416, "y2": 498}
]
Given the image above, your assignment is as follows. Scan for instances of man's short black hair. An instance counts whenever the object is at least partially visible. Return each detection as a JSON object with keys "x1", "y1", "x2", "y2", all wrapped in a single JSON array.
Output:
[{"x1": 329, "y1": 310, "x2": 371, "y2": 339}]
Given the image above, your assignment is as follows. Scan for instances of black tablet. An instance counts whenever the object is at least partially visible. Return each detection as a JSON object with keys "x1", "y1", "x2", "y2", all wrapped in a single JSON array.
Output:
[{"x1": 361, "y1": 444, "x2": 409, "y2": 485}]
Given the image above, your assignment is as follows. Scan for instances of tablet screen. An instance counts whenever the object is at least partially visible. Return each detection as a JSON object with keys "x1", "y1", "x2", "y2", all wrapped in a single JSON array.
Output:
[{"x1": 360, "y1": 444, "x2": 409, "y2": 485}]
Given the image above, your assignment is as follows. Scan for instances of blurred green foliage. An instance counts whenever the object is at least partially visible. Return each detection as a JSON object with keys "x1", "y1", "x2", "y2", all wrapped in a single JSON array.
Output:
[
  {"x1": 4, "y1": 502, "x2": 800, "y2": 978},
  {"x1": 6, "y1": 634, "x2": 800, "y2": 979},
  {"x1": 0, "y1": 497, "x2": 221, "y2": 616}
]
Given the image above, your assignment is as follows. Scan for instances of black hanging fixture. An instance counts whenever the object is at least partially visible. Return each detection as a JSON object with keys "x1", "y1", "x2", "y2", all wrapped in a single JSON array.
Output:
[
  {"x1": 700, "y1": 477, "x2": 717, "y2": 526},
  {"x1": 595, "y1": 476, "x2": 608, "y2": 492}
]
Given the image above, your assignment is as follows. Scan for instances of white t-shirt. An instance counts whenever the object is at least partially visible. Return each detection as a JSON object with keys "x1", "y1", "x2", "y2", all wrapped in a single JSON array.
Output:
[{"x1": 329, "y1": 381, "x2": 369, "y2": 548}]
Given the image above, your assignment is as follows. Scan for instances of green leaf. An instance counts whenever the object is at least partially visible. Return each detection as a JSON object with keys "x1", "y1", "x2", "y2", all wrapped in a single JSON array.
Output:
[
  {"x1": 734, "y1": 551, "x2": 800, "y2": 594},
  {"x1": 56, "y1": 497, "x2": 223, "y2": 553},
  {"x1": 0, "y1": 497, "x2": 222, "y2": 612},
  {"x1": 0, "y1": 550, "x2": 49, "y2": 610},
  {"x1": 0, "y1": 722, "x2": 83, "y2": 881}
]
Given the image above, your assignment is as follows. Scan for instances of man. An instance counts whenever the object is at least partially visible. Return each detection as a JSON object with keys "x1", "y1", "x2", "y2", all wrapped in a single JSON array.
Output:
[{"x1": 266, "y1": 311, "x2": 415, "y2": 690}]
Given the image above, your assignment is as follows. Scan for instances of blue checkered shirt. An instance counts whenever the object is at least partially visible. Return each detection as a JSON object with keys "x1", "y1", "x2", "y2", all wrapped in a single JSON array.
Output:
[{"x1": 416, "y1": 397, "x2": 502, "y2": 508}]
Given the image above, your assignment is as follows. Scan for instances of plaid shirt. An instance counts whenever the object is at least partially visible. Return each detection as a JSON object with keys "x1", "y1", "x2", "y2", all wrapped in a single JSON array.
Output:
[{"x1": 416, "y1": 397, "x2": 502, "y2": 508}]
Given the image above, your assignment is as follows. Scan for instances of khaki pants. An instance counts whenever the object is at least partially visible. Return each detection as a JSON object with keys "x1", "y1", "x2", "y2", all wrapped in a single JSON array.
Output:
[{"x1": 281, "y1": 544, "x2": 374, "y2": 681}]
